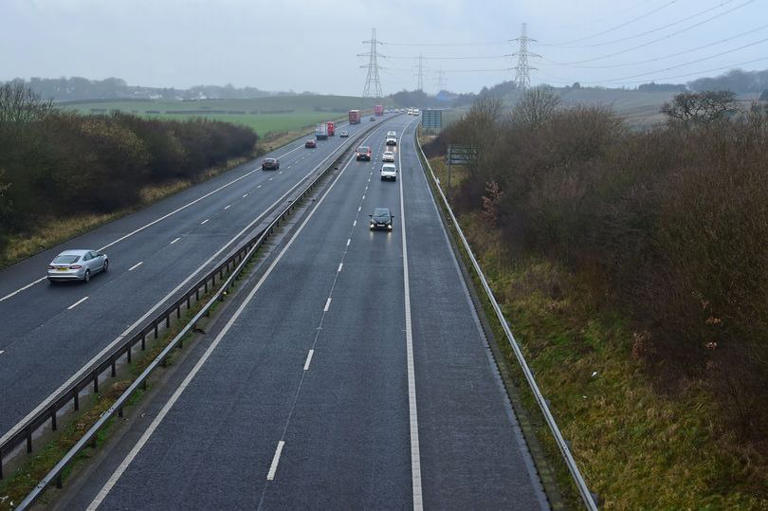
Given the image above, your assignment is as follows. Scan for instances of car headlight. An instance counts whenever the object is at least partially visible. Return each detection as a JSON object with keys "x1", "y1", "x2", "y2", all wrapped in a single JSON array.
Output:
[{"x1": 388, "y1": 225, "x2": 393, "y2": 230}]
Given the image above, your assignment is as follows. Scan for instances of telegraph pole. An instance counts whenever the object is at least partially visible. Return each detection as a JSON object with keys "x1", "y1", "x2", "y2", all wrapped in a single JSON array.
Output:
[
  {"x1": 511, "y1": 23, "x2": 540, "y2": 89},
  {"x1": 360, "y1": 28, "x2": 384, "y2": 98}
]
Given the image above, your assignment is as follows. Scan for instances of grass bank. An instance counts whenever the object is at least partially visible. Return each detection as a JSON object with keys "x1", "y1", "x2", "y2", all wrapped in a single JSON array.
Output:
[{"x1": 425, "y1": 149, "x2": 768, "y2": 510}]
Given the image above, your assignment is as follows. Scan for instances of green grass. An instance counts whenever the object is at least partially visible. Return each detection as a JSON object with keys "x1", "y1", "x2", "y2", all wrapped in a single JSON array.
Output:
[
  {"x1": 424, "y1": 151, "x2": 768, "y2": 510},
  {"x1": 58, "y1": 95, "x2": 393, "y2": 135}
]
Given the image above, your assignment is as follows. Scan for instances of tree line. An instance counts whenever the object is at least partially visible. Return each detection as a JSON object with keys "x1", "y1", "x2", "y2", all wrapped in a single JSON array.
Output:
[
  {"x1": 428, "y1": 89, "x2": 768, "y2": 441},
  {"x1": 0, "y1": 84, "x2": 257, "y2": 252}
]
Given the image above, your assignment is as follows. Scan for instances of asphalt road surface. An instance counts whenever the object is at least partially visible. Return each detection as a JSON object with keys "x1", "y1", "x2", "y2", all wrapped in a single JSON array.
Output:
[
  {"x1": 54, "y1": 116, "x2": 548, "y2": 510},
  {"x1": 0, "y1": 117, "x2": 378, "y2": 444}
]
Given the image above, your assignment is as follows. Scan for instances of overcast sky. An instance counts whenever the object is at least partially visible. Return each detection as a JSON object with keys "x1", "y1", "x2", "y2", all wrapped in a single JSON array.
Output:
[{"x1": 1, "y1": 0, "x2": 766, "y2": 95}]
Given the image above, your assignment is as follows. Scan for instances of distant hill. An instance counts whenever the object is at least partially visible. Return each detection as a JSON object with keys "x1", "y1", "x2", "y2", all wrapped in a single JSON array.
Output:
[{"x1": 2, "y1": 76, "x2": 297, "y2": 102}]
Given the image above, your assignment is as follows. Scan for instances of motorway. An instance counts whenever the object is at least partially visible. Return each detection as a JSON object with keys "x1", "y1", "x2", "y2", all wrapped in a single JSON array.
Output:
[
  {"x1": 51, "y1": 116, "x2": 548, "y2": 509},
  {"x1": 0, "y1": 118, "x2": 375, "y2": 444}
]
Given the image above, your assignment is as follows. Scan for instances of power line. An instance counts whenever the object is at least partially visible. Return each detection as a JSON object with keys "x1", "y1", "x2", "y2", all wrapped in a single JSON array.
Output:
[
  {"x1": 546, "y1": 0, "x2": 679, "y2": 46},
  {"x1": 384, "y1": 54, "x2": 508, "y2": 60},
  {"x1": 597, "y1": 55, "x2": 768, "y2": 85},
  {"x1": 543, "y1": 0, "x2": 737, "y2": 48},
  {"x1": 379, "y1": 40, "x2": 507, "y2": 47},
  {"x1": 541, "y1": 23, "x2": 768, "y2": 69},
  {"x1": 547, "y1": 0, "x2": 758, "y2": 65},
  {"x1": 587, "y1": 36, "x2": 768, "y2": 83}
]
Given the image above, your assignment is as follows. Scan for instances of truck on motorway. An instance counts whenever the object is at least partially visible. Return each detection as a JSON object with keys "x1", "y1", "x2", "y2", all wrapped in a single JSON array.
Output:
[
  {"x1": 375, "y1": 104, "x2": 384, "y2": 116},
  {"x1": 326, "y1": 121, "x2": 335, "y2": 136},
  {"x1": 349, "y1": 109, "x2": 361, "y2": 124},
  {"x1": 315, "y1": 123, "x2": 328, "y2": 140}
]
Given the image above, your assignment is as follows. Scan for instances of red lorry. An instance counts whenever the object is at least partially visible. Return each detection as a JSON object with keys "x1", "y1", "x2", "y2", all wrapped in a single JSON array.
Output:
[
  {"x1": 348, "y1": 109, "x2": 361, "y2": 124},
  {"x1": 374, "y1": 104, "x2": 384, "y2": 116},
  {"x1": 326, "y1": 121, "x2": 335, "y2": 136}
]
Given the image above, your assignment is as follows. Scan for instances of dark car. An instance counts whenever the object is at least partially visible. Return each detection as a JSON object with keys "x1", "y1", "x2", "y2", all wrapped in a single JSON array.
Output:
[
  {"x1": 369, "y1": 207, "x2": 394, "y2": 231},
  {"x1": 369, "y1": 116, "x2": 376, "y2": 121},
  {"x1": 262, "y1": 157, "x2": 279, "y2": 170},
  {"x1": 356, "y1": 146, "x2": 372, "y2": 161},
  {"x1": 305, "y1": 139, "x2": 317, "y2": 148}
]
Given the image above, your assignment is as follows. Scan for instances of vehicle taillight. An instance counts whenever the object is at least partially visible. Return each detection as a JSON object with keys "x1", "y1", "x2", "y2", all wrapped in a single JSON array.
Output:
[{"x1": 70, "y1": 265, "x2": 82, "y2": 269}]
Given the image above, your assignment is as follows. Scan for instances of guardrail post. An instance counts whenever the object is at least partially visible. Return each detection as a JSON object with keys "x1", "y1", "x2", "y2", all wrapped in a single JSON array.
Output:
[
  {"x1": 111, "y1": 359, "x2": 116, "y2": 377},
  {"x1": 154, "y1": 321, "x2": 159, "y2": 339},
  {"x1": 74, "y1": 390, "x2": 79, "y2": 411},
  {"x1": 177, "y1": 305, "x2": 181, "y2": 319},
  {"x1": 127, "y1": 345, "x2": 132, "y2": 363},
  {"x1": 165, "y1": 314, "x2": 170, "y2": 328},
  {"x1": 0, "y1": 453, "x2": 3, "y2": 479},
  {"x1": 118, "y1": 406, "x2": 123, "y2": 418},
  {"x1": 56, "y1": 472, "x2": 62, "y2": 489},
  {"x1": 27, "y1": 431, "x2": 32, "y2": 453},
  {"x1": 141, "y1": 333, "x2": 146, "y2": 351},
  {"x1": 51, "y1": 409, "x2": 57, "y2": 432},
  {"x1": 187, "y1": 295, "x2": 191, "y2": 309}
]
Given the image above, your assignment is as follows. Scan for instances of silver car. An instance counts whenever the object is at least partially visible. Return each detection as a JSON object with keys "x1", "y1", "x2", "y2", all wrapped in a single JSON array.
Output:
[{"x1": 47, "y1": 249, "x2": 109, "y2": 283}]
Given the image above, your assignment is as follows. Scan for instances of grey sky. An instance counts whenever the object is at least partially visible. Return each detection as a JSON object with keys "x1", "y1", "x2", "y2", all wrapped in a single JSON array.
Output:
[{"x1": 1, "y1": 0, "x2": 766, "y2": 95}]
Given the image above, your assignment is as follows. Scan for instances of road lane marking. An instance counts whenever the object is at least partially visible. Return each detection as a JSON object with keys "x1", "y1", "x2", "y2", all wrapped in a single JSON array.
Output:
[
  {"x1": 224, "y1": 205, "x2": 231, "y2": 210},
  {"x1": 242, "y1": 193, "x2": 248, "y2": 198},
  {"x1": 346, "y1": 238, "x2": 351, "y2": 247},
  {"x1": 128, "y1": 262, "x2": 143, "y2": 272},
  {"x1": 353, "y1": 220, "x2": 357, "y2": 227},
  {"x1": 267, "y1": 441, "x2": 286, "y2": 481},
  {"x1": 362, "y1": 194, "x2": 366, "y2": 200},
  {"x1": 0, "y1": 351, "x2": 5, "y2": 355},
  {"x1": 357, "y1": 206, "x2": 361, "y2": 212},
  {"x1": 337, "y1": 263, "x2": 343, "y2": 272},
  {"x1": 170, "y1": 237, "x2": 181, "y2": 245},
  {"x1": 257, "y1": 184, "x2": 263, "y2": 188},
  {"x1": 268, "y1": 177, "x2": 274, "y2": 181},
  {"x1": 67, "y1": 296, "x2": 89, "y2": 310},
  {"x1": 87, "y1": 124, "x2": 371, "y2": 510},
  {"x1": 303, "y1": 350, "x2": 314, "y2": 371},
  {"x1": 0, "y1": 143, "x2": 313, "y2": 303},
  {"x1": 324, "y1": 297, "x2": 332, "y2": 312},
  {"x1": 398, "y1": 119, "x2": 424, "y2": 510},
  {"x1": 200, "y1": 219, "x2": 209, "y2": 225}
]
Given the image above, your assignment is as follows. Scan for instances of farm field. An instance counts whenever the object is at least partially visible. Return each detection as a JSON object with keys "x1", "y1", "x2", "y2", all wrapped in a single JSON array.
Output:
[{"x1": 58, "y1": 95, "x2": 389, "y2": 135}]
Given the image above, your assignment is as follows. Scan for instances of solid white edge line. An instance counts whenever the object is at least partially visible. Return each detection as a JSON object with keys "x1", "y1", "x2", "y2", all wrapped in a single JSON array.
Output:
[
  {"x1": 0, "y1": 132, "x2": 359, "y2": 449},
  {"x1": 303, "y1": 349, "x2": 314, "y2": 371},
  {"x1": 267, "y1": 441, "x2": 286, "y2": 481},
  {"x1": 87, "y1": 122, "x2": 374, "y2": 510},
  {"x1": 398, "y1": 120, "x2": 424, "y2": 510},
  {"x1": 170, "y1": 237, "x2": 181, "y2": 245},
  {"x1": 67, "y1": 296, "x2": 89, "y2": 310},
  {"x1": 323, "y1": 297, "x2": 332, "y2": 312},
  {"x1": 127, "y1": 262, "x2": 143, "y2": 272}
]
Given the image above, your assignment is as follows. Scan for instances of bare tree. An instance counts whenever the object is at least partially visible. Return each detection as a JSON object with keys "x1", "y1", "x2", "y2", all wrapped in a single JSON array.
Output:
[
  {"x1": 511, "y1": 86, "x2": 561, "y2": 129},
  {"x1": 661, "y1": 90, "x2": 737, "y2": 125},
  {"x1": 0, "y1": 83, "x2": 54, "y2": 127}
]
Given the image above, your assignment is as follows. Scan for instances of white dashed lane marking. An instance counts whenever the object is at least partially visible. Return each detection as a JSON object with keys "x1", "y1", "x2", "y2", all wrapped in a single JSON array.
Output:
[
  {"x1": 128, "y1": 262, "x2": 143, "y2": 271},
  {"x1": 200, "y1": 219, "x2": 209, "y2": 225},
  {"x1": 67, "y1": 296, "x2": 89, "y2": 310},
  {"x1": 224, "y1": 205, "x2": 231, "y2": 210},
  {"x1": 324, "y1": 297, "x2": 332, "y2": 312},
  {"x1": 303, "y1": 349, "x2": 314, "y2": 371},
  {"x1": 267, "y1": 441, "x2": 285, "y2": 481},
  {"x1": 170, "y1": 237, "x2": 181, "y2": 245}
]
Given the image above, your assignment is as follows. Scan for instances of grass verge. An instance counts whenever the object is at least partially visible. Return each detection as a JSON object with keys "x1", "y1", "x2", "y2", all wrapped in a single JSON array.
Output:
[{"x1": 419, "y1": 137, "x2": 768, "y2": 509}]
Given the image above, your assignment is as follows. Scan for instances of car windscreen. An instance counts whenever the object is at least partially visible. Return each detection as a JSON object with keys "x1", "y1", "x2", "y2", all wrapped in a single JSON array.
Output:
[
  {"x1": 372, "y1": 209, "x2": 390, "y2": 220},
  {"x1": 53, "y1": 255, "x2": 80, "y2": 264},
  {"x1": 358, "y1": 147, "x2": 370, "y2": 152}
]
